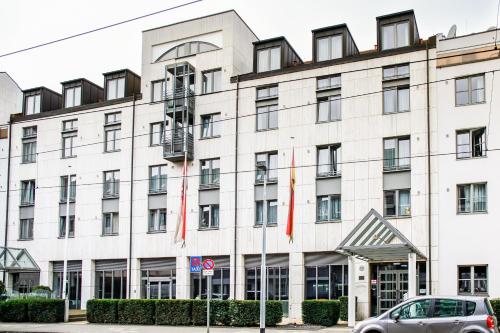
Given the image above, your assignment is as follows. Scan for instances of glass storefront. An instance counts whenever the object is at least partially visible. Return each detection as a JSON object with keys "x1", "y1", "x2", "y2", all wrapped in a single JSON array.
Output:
[
  {"x1": 191, "y1": 267, "x2": 230, "y2": 300},
  {"x1": 305, "y1": 264, "x2": 348, "y2": 299},
  {"x1": 141, "y1": 269, "x2": 176, "y2": 299}
]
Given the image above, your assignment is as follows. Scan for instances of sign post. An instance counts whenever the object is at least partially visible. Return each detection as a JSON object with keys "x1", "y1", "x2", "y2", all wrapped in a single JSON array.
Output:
[{"x1": 202, "y1": 258, "x2": 215, "y2": 333}]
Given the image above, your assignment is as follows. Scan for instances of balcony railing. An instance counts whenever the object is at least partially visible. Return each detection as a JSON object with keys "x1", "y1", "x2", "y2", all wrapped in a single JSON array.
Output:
[{"x1": 163, "y1": 130, "x2": 194, "y2": 162}]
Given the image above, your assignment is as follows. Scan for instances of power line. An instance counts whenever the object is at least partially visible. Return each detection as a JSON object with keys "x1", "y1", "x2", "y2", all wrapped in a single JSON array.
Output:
[
  {"x1": 1, "y1": 65, "x2": 498, "y2": 162},
  {"x1": 0, "y1": 0, "x2": 203, "y2": 58}
]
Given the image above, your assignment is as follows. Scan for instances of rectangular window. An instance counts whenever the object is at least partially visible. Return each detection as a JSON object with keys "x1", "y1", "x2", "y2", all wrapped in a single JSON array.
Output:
[
  {"x1": 62, "y1": 120, "x2": 78, "y2": 158},
  {"x1": 102, "y1": 212, "x2": 119, "y2": 235},
  {"x1": 383, "y1": 64, "x2": 410, "y2": 80},
  {"x1": 316, "y1": 195, "x2": 341, "y2": 222},
  {"x1": 255, "y1": 152, "x2": 278, "y2": 183},
  {"x1": 202, "y1": 69, "x2": 222, "y2": 94},
  {"x1": 256, "y1": 104, "x2": 278, "y2": 130},
  {"x1": 19, "y1": 218, "x2": 34, "y2": 240},
  {"x1": 316, "y1": 35, "x2": 342, "y2": 61},
  {"x1": 60, "y1": 175, "x2": 76, "y2": 202},
  {"x1": 150, "y1": 122, "x2": 164, "y2": 146},
  {"x1": 200, "y1": 158, "x2": 220, "y2": 187},
  {"x1": 107, "y1": 77, "x2": 125, "y2": 100},
  {"x1": 199, "y1": 204, "x2": 219, "y2": 229},
  {"x1": 59, "y1": 215, "x2": 75, "y2": 238},
  {"x1": 381, "y1": 21, "x2": 409, "y2": 50},
  {"x1": 383, "y1": 86, "x2": 409, "y2": 114},
  {"x1": 20, "y1": 180, "x2": 35, "y2": 206},
  {"x1": 256, "y1": 85, "x2": 278, "y2": 100},
  {"x1": 103, "y1": 170, "x2": 120, "y2": 198},
  {"x1": 200, "y1": 114, "x2": 221, "y2": 138},
  {"x1": 191, "y1": 267, "x2": 230, "y2": 300},
  {"x1": 95, "y1": 269, "x2": 126, "y2": 299},
  {"x1": 25, "y1": 94, "x2": 41, "y2": 115},
  {"x1": 149, "y1": 165, "x2": 167, "y2": 193},
  {"x1": 457, "y1": 183, "x2": 487, "y2": 214},
  {"x1": 384, "y1": 189, "x2": 411, "y2": 217},
  {"x1": 458, "y1": 265, "x2": 488, "y2": 295},
  {"x1": 317, "y1": 75, "x2": 341, "y2": 90},
  {"x1": 456, "y1": 128, "x2": 486, "y2": 159},
  {"x1": 456, "y1": 74, "x2": 485, "y2": 106},
  {"x1": 151, "y1": 80, "x2": 165, "y2": 103},
  {"x1": 317, "y1": 145, "x2": 341, "y2": 177},
  {"x1": 65, "y1": 86, "x2": 82, "y2": 108},
  {"x1": 257, "y1": 47, "x2": 281, "y2": 73},
  {"x1": 245, "y1": 266, "x2": 289, "y2": 302},
  {"x1": 305, "y1": 265, "x2": 348, "y2": 299},
  {"x1": 255, "y1": 200, "x2": 278, "y2": 226},
  {"x1": 22, "y1": 126, "x2": 37, "y2": 163},
  {"x1": 317, "y1": 95, "x2": 341, "y2": 122},
  {"x1": 104, "y1": 112, "x2": 121, "y2": 152},
  {"x1": 383, "y1": 137, "x2": 410, "y2": 171},
  {"x1": 148, "y1": 209, "x2": 166, "y2": 232}
]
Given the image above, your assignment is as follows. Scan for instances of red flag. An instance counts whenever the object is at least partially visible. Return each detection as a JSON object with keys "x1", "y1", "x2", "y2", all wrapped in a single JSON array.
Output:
[
  {"x1": 286, "y1": 149, "x2": 296, "y2": 242},
  {"x1": 175, "y1": 154, "x2": 188, "y2": 245}
]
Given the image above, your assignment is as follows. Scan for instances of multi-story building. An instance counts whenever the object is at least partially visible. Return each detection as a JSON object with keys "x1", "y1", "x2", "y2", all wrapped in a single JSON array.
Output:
[{"x1": 0, "y1": 9, "x2": 497, "y2": 324}]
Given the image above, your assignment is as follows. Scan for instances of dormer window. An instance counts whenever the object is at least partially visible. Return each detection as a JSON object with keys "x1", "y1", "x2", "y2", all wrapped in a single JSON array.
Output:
[
  {"x1": 316, "y1": 35, "x2": 342, "y2": 62},
  {"x1": 381, "y1": 21, "x2": 409, "y2": 50},
  {"x1": 25, "y1": 94, "x2": 40, "y2": 115},
  {"x1": 107, "y1": 77, "x2": 125, "y2": 100},
  {"x1": 257, "y1": 47, "x2": 280, "y2": 73},
  {"x1": 65, "y1": 86, "x2": 81, "y2": 108}
]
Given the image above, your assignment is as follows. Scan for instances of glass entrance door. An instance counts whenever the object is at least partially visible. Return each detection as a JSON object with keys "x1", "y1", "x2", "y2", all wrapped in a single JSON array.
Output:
[
  {"x1": 147, "y1": 278, "x2": 173, "y2": 299},
  {"x1": 377, "y1": 270, "x2": 408, "y2": 314}
]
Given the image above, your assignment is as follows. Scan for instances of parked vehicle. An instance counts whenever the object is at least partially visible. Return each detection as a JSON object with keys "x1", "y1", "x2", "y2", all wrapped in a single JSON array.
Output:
[{"x1": 353, "y1": 296, "x2": 499, "y2": 333}]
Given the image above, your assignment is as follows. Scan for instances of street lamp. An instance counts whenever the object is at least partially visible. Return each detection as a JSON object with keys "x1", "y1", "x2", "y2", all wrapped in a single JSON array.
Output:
[
  {"x1": 62, "y1": 166, "x2": 71, "y2": 322},
  {"x1": 256, "y1": 160, "x2": 267, "y2": 333}
]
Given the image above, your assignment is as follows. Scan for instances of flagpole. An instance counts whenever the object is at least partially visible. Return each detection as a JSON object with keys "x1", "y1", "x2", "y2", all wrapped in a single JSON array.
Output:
[{"x1": 259, "y1": 163, "x2": 267, "y2": 333}]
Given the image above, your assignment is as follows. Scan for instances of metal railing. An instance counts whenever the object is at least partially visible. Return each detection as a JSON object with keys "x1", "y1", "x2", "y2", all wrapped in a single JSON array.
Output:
[{"x1": 163, "y1": 130, "x2": 193, "y2": 159}]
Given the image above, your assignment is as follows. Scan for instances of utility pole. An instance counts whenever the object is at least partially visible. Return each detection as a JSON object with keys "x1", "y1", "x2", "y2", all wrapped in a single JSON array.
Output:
[
  {"x1": 256, "y1": 161, "x2": 267, "y2": 333},
  {"x1": 62, "y1": 167, "x2": 71, "y2": 322}
]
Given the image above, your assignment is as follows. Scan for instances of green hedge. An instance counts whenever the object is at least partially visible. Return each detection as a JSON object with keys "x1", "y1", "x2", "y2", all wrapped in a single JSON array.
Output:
[
  {"x1": 87, "y1": 299, "x2": 282, "y2": 326},
  {"x1": 0, "y1": 299, "x2": 64, "y2": 323},
  {"x1": 490, "y1": 299, "x2": 500, "y2": 324},
  {"x1": 302, "y1": 300, "x2": 340, "y2": 326},
  {"x1": 118, "y1": 299, "x2": 155, "y2": 325},
  {"x1": 87, "y1": 299, "x2": 119, "y2": 323},
  {"x1": 339, "y1": 296, "x2": 348, "y2": 321}
]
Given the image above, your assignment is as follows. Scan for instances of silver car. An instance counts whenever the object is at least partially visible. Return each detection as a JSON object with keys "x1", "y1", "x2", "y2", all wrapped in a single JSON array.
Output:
[{"x1": 353, "y1": 296, "x2": 499, "y2": 333}]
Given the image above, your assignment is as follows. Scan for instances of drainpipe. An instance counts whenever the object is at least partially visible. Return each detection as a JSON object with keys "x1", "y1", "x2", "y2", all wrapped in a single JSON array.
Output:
[
  {"x1": 2, "y1": 121, "x2": 12, "y2": 283},
  {"x1": 426, "y1": 40, "x2": 432, "y2": 295},
  {"x1": 128, "y1": 94, "x2": 137, "y2": 298},
  {"x1": 232, "y1": 76, "x2": 240, "y2": 299}
]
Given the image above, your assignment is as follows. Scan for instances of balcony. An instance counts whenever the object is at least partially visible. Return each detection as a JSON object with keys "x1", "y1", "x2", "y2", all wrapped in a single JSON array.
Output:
[
  {"x1": 165, "y1": 88, "x2": 195, "y2": 118},
  {"x1": 163, "y1": 129, "x2": 193, "y2": 162}
]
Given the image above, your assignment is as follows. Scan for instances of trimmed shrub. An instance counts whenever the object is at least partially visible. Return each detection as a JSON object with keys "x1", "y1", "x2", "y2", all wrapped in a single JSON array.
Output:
[
  {"x1": 191, "y1": 300, "x2": 207, "y2": 326},
  {"x1": 302, "y1": 300, "x2": 340, "y2": 326},
  {"x1": 118, "y1": 299, "x2": 155, "y2": 325},
  {"x1": 212, "y1": 300, "x2": 231, "y2": 326},
  {"x1": 339, "y1": 296, "x2": 348, "y2": 321},
  {"x1": 31, "y1": 285, "x2": 52, "y2": 293},
  {"x1": 156, "y1": 299, "x2": 192, "y2": 325},
  {"x1": 86, "y1": 299, "x2": 119, "y2": 323},
  {"x1": 229, "y1": 300, "x2": 259, "y2": 326},
  {"x1": 0, "y1": 299, "x2": 29, "y2": 322},
  {"x1": 265, "y1": 301, "x2": 283, "y2": 326},
  {"x1": 27, "y1": 299, "x2": 64, "y2": 323},
  {"x1": 490, "y1": 299, "x2": 500, "y2": 324}
]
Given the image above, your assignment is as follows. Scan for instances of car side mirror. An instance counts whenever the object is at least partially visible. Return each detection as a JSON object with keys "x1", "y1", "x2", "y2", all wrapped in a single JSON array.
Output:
[{"x1": 392, "y1": 313, "x2": 400, "y2": 322}]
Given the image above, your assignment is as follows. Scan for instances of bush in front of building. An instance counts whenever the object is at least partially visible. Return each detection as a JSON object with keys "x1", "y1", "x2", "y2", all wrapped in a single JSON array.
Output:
[
  {"x1": 302, "y1": 300, "x2": 340, "y2": 326},
  {"x1": 118, "y1": 299, "x2": 156, "y2": 325},
  {"x1": 156, "y1": 299, "x2": 192, "y2": 325},
  {"x1": 264, "y1": 301, "x2": 283, "y2": 326},
  {"x1": 212, "y1": 300, "x2": 232, "y2": 326},
  {"x1": 86, "y1": 299, "x2": 119, "y2": 323},
  {"x1": 339, "y1": 296, "x2": 348, "y2": 321},
  {"x1": 27, "y1": 299, "x2": 65, "y2": 323},
  {"x1": 0, "y1": 299, "x2": 29, "y2": 322},
  {"x1": 228, "y1": 300, "x2": 259, "y2": 326},
  {"x1": 490, "y1": 299, "x2": 500, "y2": 325}
]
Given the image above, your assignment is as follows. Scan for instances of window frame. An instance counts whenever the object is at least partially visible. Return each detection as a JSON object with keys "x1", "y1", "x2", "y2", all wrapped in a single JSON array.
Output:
[
  {"x1": 317, "y1": 75, "x2": 341, "y2": 91},
  {"x1": 106, "y1": 77, "x2": 125, "y2": 100},
  {"x1": 382, "y1": 85, "x2": 410, "y2": 114},
  {"x1": 103, "y1": 170, "x2": 120, "y2": 198},
  {"x1": 21, "y1": 126, "x2": 37, "y2": 164},
  {"x1": 255, "y1": 199, "x2": 278, "y2": 226},
  {"x1": 151, "y1": 79, "x2": 165, "y2": 103},
  {"x1": 64, "y1": 86, "x2": 82, "y2": 108},
  {"x1": 102, "y1": 212, "x2": 119, "y2": 236},
  {"x1": 199, "y1": 158, "x2": 220, "y2": 188},
  {"x1": 255, "y1": 152, "x2": 278, "y2": 183},
  {"x1": 24, "y1": 94, "x2": 41, "y2": 115},
  {"x1": 200, "y1": 113, "x2": 221, "y2": 139},
  {"x1": 257, "y1": 46, "x2": 281, "y2": 73},
  {"x1": 60, "y1": 175, "x2": 76, "y2": 203},
  {"x1": 384, "y1": 189, "x2": 411, "y2": 218},
  {"x1": 148, "y1": 208, "x2": 167, "y2": 233},
  {"x1": 61, "y1": 120, "x2": 78, "y2": 158},
  {"x1": 457, "y1": 183, "x2": 487, "y2": 214},
  {"x1": 316, "y1": 195, "x2": 342, "y2": 222},
  {"x1": 59, "y1": 215, "x2": 75, "y2": 238},
  {"x1": 455, "y1": 74, "x2": 485, "y2": 106},
  {"x1": 104, "y1": 112, "x2": 121, "y2": 153},
  {"x1": 305, "y1": 264, "x2": 348, "y2": 300},
  {"x1": 317, "y1": 95, "x2": 341, "y2": 122},
  {"x1": 256, "y1": 104, "x2": 278, "y2": 131},
  {"x1": 149, "y1": 122, "x2": 164, "y2": 146},
  {"x1": 316, "y1": 34, "x2": 343, "y2": 62},
  {"x1": 149, "y1": 165, "x2": 167, "y2": 194},
  {"x1": 199, "y1": 204, "x2": 220, "y2": 230},
  {"x1": 19, "y1": 218, "x2": 34, "y2": 240},
  {"x1": 457, "y1": 265, "x2": 488, "y2": 296},
  {"x1": 316, "y1": 144, "x2": 341, "y2": 177},
  {"x1": 201, "y1": 68, "x2": 222, "y2": 94},
  {"x1": 383, "y1": 136, "x2": 411, "y2": 171},
  {"x1": 256, "y1": 85, "x2": 279, "y2": 101},
  {"x1": 456, "y1": 128, "x2": 487, "y2": 159},
  {"x1": 20, "y1": 180, "x2": 36, "y2": 206},
  {"x1": 381, "y1": 20, "x2": 410, "y2": 51}
]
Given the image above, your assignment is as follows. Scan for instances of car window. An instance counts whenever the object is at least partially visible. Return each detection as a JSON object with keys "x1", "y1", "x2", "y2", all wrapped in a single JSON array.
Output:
[
  {"x1": 393, "y1": 299, "x2": 432, "y2": 320},
  {"x1": 465, "y1": 301, "x2": 476, "y2": 316},
  {"x1": 485, "y1": 298, "x2": 494, "y2": 316},
  {"x1": 433, "y1": 299, "x2": 464, "y2": 317}
]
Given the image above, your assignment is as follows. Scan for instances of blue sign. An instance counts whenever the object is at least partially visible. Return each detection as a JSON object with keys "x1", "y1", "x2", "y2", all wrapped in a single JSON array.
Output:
[{"x1": 190, "y1": 256, "x2": 202, "y2": 273}]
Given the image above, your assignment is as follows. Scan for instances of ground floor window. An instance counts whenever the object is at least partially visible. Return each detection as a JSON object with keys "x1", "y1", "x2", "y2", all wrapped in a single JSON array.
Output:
[
  {"x1": 245, "y1": 267, "x2": 289, "y2": 301},
  {"x1": 11, "y1": 272, "x2": 39, "y2": 293},
  {"x1": 95, "y1": 269, "x2": 127, "y2": 299},
  {"x1": 53, "y1": 271, "x2": 82, "y2": 309},
  {"x1": 141, "y1": 269, "x2": 176, "y2": 299},
  {"x1": 458, "y1": 265, "x2": 488, "y2": 295},
  {"x1": 191, "y1": 267, "x2": 230, "y2": 300},
  {"x1": 305, "y1": 264, "x2": 348, "y2": 299}
]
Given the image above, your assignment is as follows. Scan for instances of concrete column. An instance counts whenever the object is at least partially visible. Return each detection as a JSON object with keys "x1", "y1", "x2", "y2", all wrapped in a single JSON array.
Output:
[
  {"x1": 348, "y1": 256, "x2": 356, "y2": 328},
  {"x1": 408, "y1": 253, "x2": 417, "y2": 299},
  {"x1": 80, "y1": 259, "x2": 93, "y2": 310},
  {"x1": 176, "y1": 256, "x2": 190, "y2": 299},
  {"x1": 289, "y1": 251, "x2": 304, "y2": 322},
  {"x1": 130, "y1": 258, "x2": 140, "y2": 299},
  {"x1": 235, "y1": 254, "x2": 245, "y2": 300}
]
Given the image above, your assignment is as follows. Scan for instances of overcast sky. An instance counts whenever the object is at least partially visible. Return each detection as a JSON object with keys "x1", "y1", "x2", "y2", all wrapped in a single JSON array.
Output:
[{"x1": 0, "y1": 0, "x2": 497, "y2": 91}]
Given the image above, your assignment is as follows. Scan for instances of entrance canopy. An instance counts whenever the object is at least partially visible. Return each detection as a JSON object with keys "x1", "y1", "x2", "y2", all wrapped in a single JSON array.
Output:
[
  {"x1": 336, "y1": 209, "x2": 426, "y2": 261},
  {"x1": 0, "y1": 246, "x2": 39, "y2": 272}
]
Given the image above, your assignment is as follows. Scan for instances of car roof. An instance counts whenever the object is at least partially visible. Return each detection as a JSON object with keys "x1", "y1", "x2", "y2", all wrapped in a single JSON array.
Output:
[{"x1": 410, "y1": 295, "x2": 487, "y2": 302}]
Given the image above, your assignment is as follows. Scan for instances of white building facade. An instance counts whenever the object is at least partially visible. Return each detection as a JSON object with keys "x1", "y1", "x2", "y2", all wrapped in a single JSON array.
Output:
[{"x1": 0, "y1": 9, "x2": 497, "y2": 323}]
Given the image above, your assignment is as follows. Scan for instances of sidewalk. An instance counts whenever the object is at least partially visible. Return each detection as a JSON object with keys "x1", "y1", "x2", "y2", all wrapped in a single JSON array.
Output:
[{"x1": 0, "y1": 322, "x2": 352, "y2": 333}]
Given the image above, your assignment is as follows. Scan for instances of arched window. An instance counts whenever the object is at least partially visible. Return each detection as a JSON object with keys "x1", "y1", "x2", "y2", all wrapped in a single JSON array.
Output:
[{"x1": 155, "y1": 41, "x2": 219, "y2": 62}]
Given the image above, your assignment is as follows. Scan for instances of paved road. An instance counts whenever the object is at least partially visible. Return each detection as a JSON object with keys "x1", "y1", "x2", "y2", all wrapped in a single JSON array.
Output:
[{"x1": 0, "y1": 323, "x2": 352, "y2": 333}]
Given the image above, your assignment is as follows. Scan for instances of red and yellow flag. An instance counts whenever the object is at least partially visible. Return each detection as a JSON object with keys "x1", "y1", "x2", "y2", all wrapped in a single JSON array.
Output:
[
  {"x1": 286, "y1": 148, "x2": 296, "y2": 242},
  {"x1": 175, "y1": 154, "x2": 188, "y2": 245}
]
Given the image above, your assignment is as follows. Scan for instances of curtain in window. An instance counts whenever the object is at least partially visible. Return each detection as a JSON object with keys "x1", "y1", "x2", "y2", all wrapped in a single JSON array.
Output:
[
  {"x1": 383, "y1": 139, "x2": 397, "y2": 169},
  {"x1": 399, "y1": 191, "x2": 411, "y2": 216},
  {"x1": 458, "y1": 185, "x2": 471, "y2": 213},
  {"x1": 317, "y1": 197, "x2": 329, "y2": 221},
  {"x1": 473, "y1": 184, "x2": 486, "y2": 212},
  {"x1": 331, "y1": 197, "x2": 341, "y2": 220},
  {"x1": 398, "y1": 139, "x2": 410, "y2": 168},
  {"x1": 396, "y1": 22, "x2": 409, "y2": 47},
  {"x1": 456, "y1": 132, "x2": 470, "y2": 158}
]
